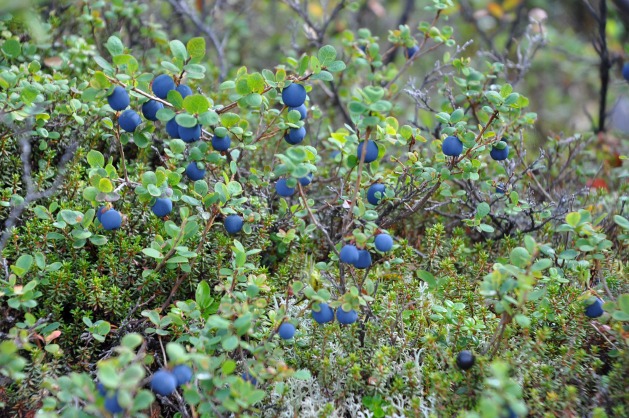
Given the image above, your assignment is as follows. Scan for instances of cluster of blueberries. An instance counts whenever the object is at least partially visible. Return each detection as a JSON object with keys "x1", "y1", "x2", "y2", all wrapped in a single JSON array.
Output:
[
  {"x1": 104, "y1": 75, "x2": 234, "y2": 230},
  {"x1": 441, "y1": 135, "x2": 510, "y2": 161},
  {"x1": 96, "y1": 364, "x2": 192, "y2": 414},
  {"x1": 273, "y1": 83, "x2": 313, "y2": 198}
]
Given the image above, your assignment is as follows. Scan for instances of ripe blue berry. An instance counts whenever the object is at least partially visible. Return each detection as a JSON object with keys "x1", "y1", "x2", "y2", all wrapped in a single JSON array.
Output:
[
  {"x1": 367, "y1": 184, "x2": 386, "y2": 205},
  {"x1": 312, "y1": 303, "x2": 334, "y2": 324},
  {"x1": 278, "y1": 322, "x2": 296, "y2": 339},
  {"x1": 118, "y1": 109, "x2": 142, "y2": 133},
  {"x1": 285, "y1": 127, "x2": 306, "y2": 145},
  {"x1": 299, "y1": 173, "x2": 313, "y2": 186},
  {"x1": 166, "y1": 119, "x2": 181, "y2": 139},
  {"x1": 275, "y1": 179, "x2": 295, "y2": 197},
  {"x1": 212, "y1": 135, "x2": 231, "y2": 151},
  {"x1": 185, "y1": 162, "x2": 206, "y2": 181},
  {"x1": 172, "y1": 364, "x2": 193, "y2": 386},
  {"x1": 176, "y1": 84, "x2": 193, "y2": 98},
  {"x1": 224, "y1": 215, "x2": 244, "y2": 234},
  {"x1": 356, "y1": 140, "x2": 379, "y2": 163},
  {"x1": 178, "y1": 124, "x2": 201, "y2": 143},
  {"x1": 152, "y1": 74, "x2": 175, "y2": 100},
  {"x1": 150, "y1": 369, "x2": 178, "y2": 396},
  {"x1": 490, "y1": 143, "x2": 509, "y2": 161},
  {"x1": 406, "y1": 45, "x2": 419, "y2": 59},
  {"x1": 496, "y1": 184, "x2": 506, "y2": 194},
  {"x1": 107, "y1": 86, "x2": 130, "y2": 111},
  {"x1": 142, "y1": 100, "x2": 163, "y2": 121},
  {"x1": 96, "y1": 206, "x2": 106, "y2": 222},
  {"x1": 336, "y1": 307, "x2": 358, "y2": 325},
  {"x1": 339, "y1": 244, "x2": 359, "y2": 264},
  {"x1": 101, "y1": 209, "x2": 122, "y2": 230},
  {"x1": 585, "y1": 298, "x2": 604, "y2": 318},
  {"x1": 442, "y1": 136, "x2": 463, "y2": 156},
  {"x1": 282, "y1": 83, "x2": 307, "y2": 107},
  {"x1": 151, "y1": 198, "x2": 172, "y2": 218},
  {"x1": 241, "y1": 372, "x2": 257, "y2": 386},
  {"x1": 289, "y1": 104, "x2": 308, "y2": 120},
  {"x1": 354, "y1": 249, "x2": 372, "y2": 269},
  {"x1": 96, "y1": 383, "x2": 123, "y2": 414},
  {"x1": 456, "y1": 350, "x2": 475, "y2": 370},
  {"x1": 374, "y1": 233, "x2": 393, "y2": 252},
  {"x1": 623, "y1": 63, "x2": 629, "y2": 82}
]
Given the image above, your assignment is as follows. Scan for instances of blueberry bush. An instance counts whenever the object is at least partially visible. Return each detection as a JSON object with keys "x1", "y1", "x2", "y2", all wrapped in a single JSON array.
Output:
[{"x1": 0, "y1": 0, "x2": 628, "y2": 417}]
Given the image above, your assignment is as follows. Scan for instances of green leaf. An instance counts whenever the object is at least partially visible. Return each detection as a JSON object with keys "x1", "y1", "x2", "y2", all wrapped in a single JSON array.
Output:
[
  {"x1": 566, "y1": 212, "x2": 581, "y2": 227},
  {"x1": 416, "y1": 270, "x2": 436, "y2": 287},
  {"x1": 618, "y1": 294, "x2": 629, "y2": 314},
  {"x1": 12, "y1": 255, "x2": 33, "y2": 278},
  {"x1": 311, "y1": 70, "x2": 333, "y2": 81},
  {"x1": 87, "y1": 150, "x2": 105, "y2": 168},
  {"x1": 1, "y1": 39, "x2": 21, "y2": 58},
  {"x1": 509, "y1": 247, "x2": 530, "y2": 268},
  {"x1": 614, "y1": 215, "x2": 629, "y2": 230},
  {"x1": 476, "y1": 202, "x2": 490, "y2": 219},
  {"x1": 318, "y1": 45, "x2": 337, "y2": 66},
  {"x1": 450, "y1": 108, "x2": 464, "y2": 124},
  {"x1": 326, "y1": 60, "x2": 346, "y2": 72},
  {"x1": 293, "y1": 369, "x2": 312, "y2": 380},
  {"x1": 169, "y1": 40, "x2": 189, "y2": 61},
  {"x1": 187, "y1": 37, "x2": 206, "y2": 59},
  {"x1": 183, "y1": 94, "x2": 210, "y2": 114},
  {"x1": 221, "y1": 335, "x2": 238, "y2": 351},
  {"x1": 105, "y1": 36, "x2": 124, "y2": 56},
  {"x1": 195, "y1": 281, "x2": 212, "y2": 309},
  {"x1": 142, "y1": 248, "x2": 164, "y2": 259},
  {"x1": 175, "y1": 113, "x2": 198, "y2": 128}
]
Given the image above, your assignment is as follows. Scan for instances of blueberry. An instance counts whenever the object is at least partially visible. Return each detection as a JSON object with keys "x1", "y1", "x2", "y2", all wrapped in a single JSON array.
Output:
[
  {"x1": 496, "y1": 183, "x2": 506, "y2": 194},
  {"x1": 176, "y1": 84, "x2": 193, "y2": 98},
  {"x1": 118, "y1": 109, "x2": 142, "y2": 133},
  {"x1": 166, "y1": 119, "x2": 181, "y2": 139},
  {"x1": 152, "y1": 74, "x2": 175, "y2": 100},
  {"x1": 288, "y1": 104, "x2": 308, "y2": 120},
  {"x1": 101, "y1": 209, "x2": 122, "y2": 231},
  {"x1": 150, "y1": 369, "x2": 178, "y2": 396},
  {"x1": 354, "y1": 249, "x2": 372, "y2": 269},
  {"x1": 151, "y1": 198, "x2": 172, "y2": 218},
  {"x1": 282, "y1": 83, "x2": 307, "y2": 107},
  {"x1": 96, "y1": 206, "x2": 106, "y2": 222},
  {"x1": 96, "y1": 383, "x2": 123, "y2": 414},
  {"x1": 367, "y1": 184, "x2": 386, "y2": 205},
  {"x1": 339, "y1": 244, "x2": 359, "y2": 264},
  {"x1": 241, "y1": 372, "x2": 257, "y2": 386},
  {"x1": 107, "y1": 86, "x2": 130, "y2": 111},
  {"x1": 374, "y1": 233, "x2": 393, "y2": 252},
  {"x1": 456, "y1": 350, "x2": 475, "y2": 370},
  {"x1": 623, "y1": 62, "x2": 629, "y2": 82},
  {"x1": 285, "y1": 127, "x2": 306, "y2": 145},
  {"x1": 299, "y1": 173, "x2": 313, "y2": 186},
  {"x1": 185, "y1": 162, "x2": 206, "y2": 181},
  {"x1": 442, "y1": 136, "x2": 463, "y2": 156},
  {"x1": 278, "y1": 322, "x2": 296, "y2": 339},
  {"x1": 356, "y1": 140, "x2": 379, "y2": 163},
  {"x1": 275, "y1": 179, "x2": 295, "y2": 197},
  {"x1": 312, "y1": 302, "x2": 334, "y2": 324},
  {"x1": 585, "y1": 298, "x2": 604, "y2": 318},
  {"x1": 336, "y1": 307, "x2": 358, "y2": 325},
  {"x1": 224, "y1": 215, "x2": 244, "y2": 234},
  {"x1": 141, "y1": 100, "x2": 163, "y2": 121},
  {"x1": 212, "y1": 135, "x2": 231, "y2": 151},
  {"x1": 406, "y1": 45, "x2": 419, "y2": 59},
  {"x1": 178, "y1": 124, "x2": 201, "y2": 143},
  {"x1": 172, "y1": 364, "x2": 193, "y2": 386},
  {"x1": 490, "y1": 143, "x2": 509, "y2": 161}
]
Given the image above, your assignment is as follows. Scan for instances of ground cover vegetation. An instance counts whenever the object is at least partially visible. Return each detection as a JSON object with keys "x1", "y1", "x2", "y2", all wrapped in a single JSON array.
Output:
[{"x1": 0, "y1": 0, "x2": 628, "y2": 417}]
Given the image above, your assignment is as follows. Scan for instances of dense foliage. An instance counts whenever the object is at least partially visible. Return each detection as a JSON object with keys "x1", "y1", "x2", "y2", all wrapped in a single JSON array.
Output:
[{"x1": 0, "y1": 0, "x2": 628, "y2": 417}]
